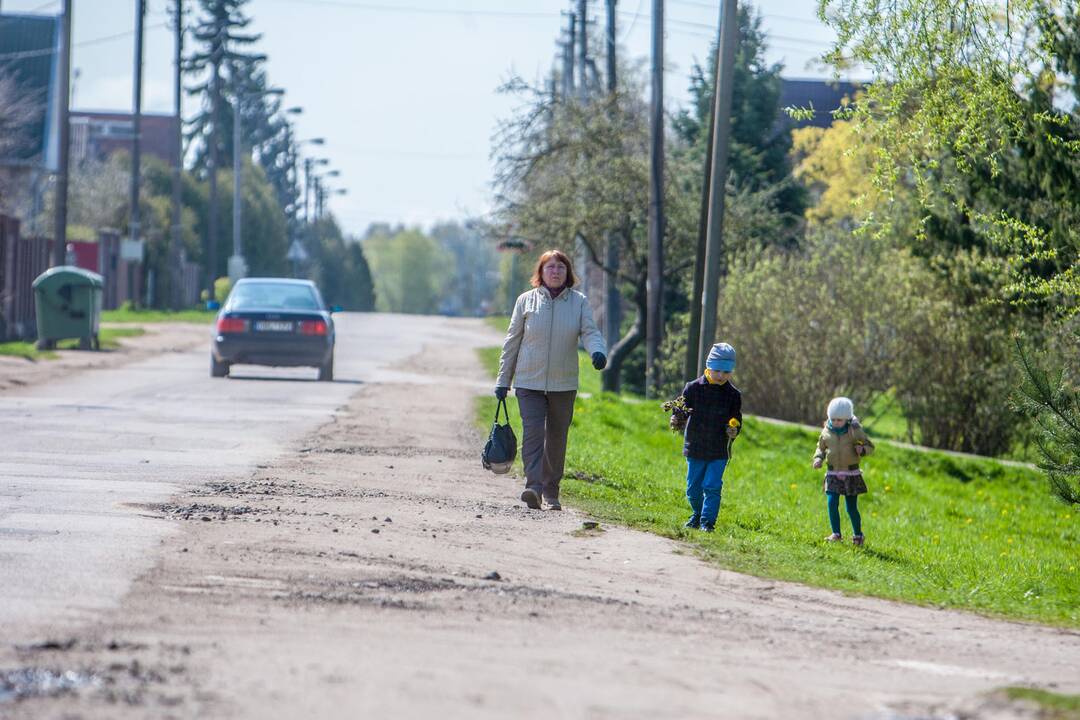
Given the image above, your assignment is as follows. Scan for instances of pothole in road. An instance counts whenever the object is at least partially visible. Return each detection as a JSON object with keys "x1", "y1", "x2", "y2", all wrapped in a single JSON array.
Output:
[
  {"x1": 146, "y1": 503, "x2": 268, "y2": 520},
  {"x1": 0, "y1": 667, "x2": 101, "y2": 703},
  {"x1": 304, "y1": 445, "x2": 474, "y2": 460}
]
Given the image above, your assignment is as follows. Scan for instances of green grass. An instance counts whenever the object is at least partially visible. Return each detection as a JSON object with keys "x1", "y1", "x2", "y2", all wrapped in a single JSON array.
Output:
[
  {"x1": 0, "y1": 327, "x2": 145, "y2": 361},
  {"x1": 1003, "y1": 688, "x2": 1080, "y2": 717},
  {"x1": 101, "y1": 307, "x2": 215, "y2": 324},
  {"x1": 861, "y1": 390, "x2": 917, "y2": 444},
  {"x1": 477, "y1": 348, "x2": 1080, "y2": 627}
]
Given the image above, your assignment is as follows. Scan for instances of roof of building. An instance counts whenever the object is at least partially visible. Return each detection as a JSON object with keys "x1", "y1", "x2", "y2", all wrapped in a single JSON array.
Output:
[{"x1": 778, "y1": 78, "x2": 863, "y2": 130}]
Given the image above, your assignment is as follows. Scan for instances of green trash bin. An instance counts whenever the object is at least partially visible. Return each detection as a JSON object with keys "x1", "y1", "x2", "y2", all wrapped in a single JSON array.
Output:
[{"x1": 32, "y1": 266, "x2": 104, "y2": 351}]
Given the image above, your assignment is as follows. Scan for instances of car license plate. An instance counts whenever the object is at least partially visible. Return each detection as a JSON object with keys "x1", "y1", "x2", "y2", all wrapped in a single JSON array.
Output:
[{"x1": 254, "y1": 320, "x2": 293, "y2": 332}]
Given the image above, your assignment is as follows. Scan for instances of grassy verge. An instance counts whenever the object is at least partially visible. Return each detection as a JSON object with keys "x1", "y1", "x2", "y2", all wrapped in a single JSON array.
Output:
[
  {"x1": 0, "y1": 327, "x2": 145, "y2": 361},
  {"x1": 477, "y1": 347, "x2": 1080, "y2": 627},
  {"x1": 101, "y1": 307, "x2": 215, "y2": 324},
  {"x1": 1003, "y1": 688, "x2": 1080, "y2": 718}
]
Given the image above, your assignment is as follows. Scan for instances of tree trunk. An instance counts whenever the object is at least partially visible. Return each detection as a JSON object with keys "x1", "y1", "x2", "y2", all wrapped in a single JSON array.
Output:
[{"x1": 601, "y1": 279, "x2": 646, "y2": 392}]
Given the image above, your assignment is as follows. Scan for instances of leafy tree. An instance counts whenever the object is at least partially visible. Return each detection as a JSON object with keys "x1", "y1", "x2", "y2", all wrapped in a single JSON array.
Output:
[
  {"x1": 814, "y1": 0, "x2": 1078, "y2": 304},
  {"x1": 364, "y1": 229, "x2": 449, "y2": 314},
  {"x1": 430, "y1": 220, "x2": 500, "y2": 316},
  {"x1": 304, "y1": 216, "x2": 376, "y2": 311}
]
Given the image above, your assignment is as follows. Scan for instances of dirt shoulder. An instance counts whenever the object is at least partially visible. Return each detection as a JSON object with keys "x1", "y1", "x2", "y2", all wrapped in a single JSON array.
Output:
[
  {"x1": 0, "y1": 323, "x2": 210, "y2": 393},
  {"x1": 2, "y1": 335, "x2": 1078, "y2": 719}
]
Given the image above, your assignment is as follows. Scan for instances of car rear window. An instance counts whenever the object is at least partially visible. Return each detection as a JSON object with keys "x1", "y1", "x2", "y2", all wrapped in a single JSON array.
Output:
[{"x1": 228, "y1": 283, "x2": 321, "y2": 311}]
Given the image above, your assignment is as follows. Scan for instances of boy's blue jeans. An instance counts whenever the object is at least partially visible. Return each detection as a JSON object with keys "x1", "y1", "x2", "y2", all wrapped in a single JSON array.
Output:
[{"x1": 686, "y1": 457, "x2": 728, "y2": 526}]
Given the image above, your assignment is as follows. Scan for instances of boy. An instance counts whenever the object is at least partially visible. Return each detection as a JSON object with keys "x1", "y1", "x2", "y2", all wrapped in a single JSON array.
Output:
[{"x1": 673, "y1": 343, "x2": 742, "y2": 532}]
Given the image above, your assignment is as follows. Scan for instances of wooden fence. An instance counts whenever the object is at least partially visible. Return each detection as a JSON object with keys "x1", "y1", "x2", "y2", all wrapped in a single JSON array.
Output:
[{"x1": 0, "y1": 215, "x2": 51, "y2": 341}]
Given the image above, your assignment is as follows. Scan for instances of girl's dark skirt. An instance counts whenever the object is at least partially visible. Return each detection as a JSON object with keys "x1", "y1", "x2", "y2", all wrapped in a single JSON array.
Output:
[{"x1": 823, "y1": 472, "x2": 868, "y2": 495}]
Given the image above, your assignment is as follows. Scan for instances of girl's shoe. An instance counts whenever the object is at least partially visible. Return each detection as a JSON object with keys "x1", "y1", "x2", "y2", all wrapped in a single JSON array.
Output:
[
  {"x1": 825, "y1": 533, "x2": 842, "y2": 542},
  {"x1": 852, "y1": 534, "x2": 865, "y2": 546},
  {"x1": 684, "y1": 515, "x2": 701, "y2": 529}
]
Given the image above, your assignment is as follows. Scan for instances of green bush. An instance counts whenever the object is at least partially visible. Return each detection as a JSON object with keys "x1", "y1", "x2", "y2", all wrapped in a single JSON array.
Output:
[
  {"x1": 214, "y1": 276, "x2": 232, "y2": 304},
  {"x1": 706, "y1": 229, "x2": 1027, "y2": 456}
]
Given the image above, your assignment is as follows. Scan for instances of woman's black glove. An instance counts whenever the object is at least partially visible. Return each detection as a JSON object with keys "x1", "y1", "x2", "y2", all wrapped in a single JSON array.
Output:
[
  {"x1": 495, "y1": 386, "x2": 509, "y2": 400},
  {"x1": 591, "y1": 352, "x2": 607, "y2": 370}
]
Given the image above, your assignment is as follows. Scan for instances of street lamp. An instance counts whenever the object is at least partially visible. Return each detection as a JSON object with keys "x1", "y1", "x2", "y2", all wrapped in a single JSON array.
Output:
[
  {"x1": 230, "y1": 83, "x2": 284, "y2": 283},
  {"x1": 304, "y1": 157, "x2": 331, "y2": 222},
  {"x1": 316, "y1": 170, "x2": 341, "y2": 219}
]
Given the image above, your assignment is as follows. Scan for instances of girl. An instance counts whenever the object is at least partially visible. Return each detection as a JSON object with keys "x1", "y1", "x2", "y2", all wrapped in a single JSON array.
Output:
[{"x1": 812, "y1": 397, "x2": 874, "y2": 545}]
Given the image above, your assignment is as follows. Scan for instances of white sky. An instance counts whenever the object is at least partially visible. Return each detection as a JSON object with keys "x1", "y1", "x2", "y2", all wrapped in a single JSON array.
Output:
[{"x1": 2, "y1": 0, "x2": 844, "y2": 236}]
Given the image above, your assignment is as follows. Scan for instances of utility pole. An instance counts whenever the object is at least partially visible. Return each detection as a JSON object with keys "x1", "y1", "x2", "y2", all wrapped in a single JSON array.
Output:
[
  {"x1": 603, "y1": 0, "x2": 621, "y2": 354},
  {"x1": 303, "y1": 157, "x2": 312, "y2": 222},
  {"x1": 206, "y1": 51, "x2": 221, "y2": 302},
  {"x1": 566, "y1": 10, "x2": 576, "y2": 98},
  {"x1": 129, "y1": 0, "x2": 145, "y2": 305},
  {"x1": 577, "y1": 0, "x2": 588, "y2": 103},
  {"x1": 685, "y1": 0, "x2": 723, "y2": 380},
  {"x1": 697, "y1": 0, "x2": 738, "y2": 373},
  {"x1": 229, "y1": 69, "x2": 246, "y2": 283},
  {"x1": 645, "y1": 0, "x2": 664, "y2": 398},
  {"x1": 169, "y1": 0, "x2": 183, "y2": 309},
  {"x1": 52, "y1": 0, "x2": 72, "y2": 267}
]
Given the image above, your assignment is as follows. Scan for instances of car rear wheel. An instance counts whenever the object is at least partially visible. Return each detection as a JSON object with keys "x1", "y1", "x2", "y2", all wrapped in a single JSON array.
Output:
[
  {"x1": 211, "y1": 355, "x2": 230, "y2": 378},
  {"x1": 317, "y1": 355, "x2": 334, "y2": 382}
]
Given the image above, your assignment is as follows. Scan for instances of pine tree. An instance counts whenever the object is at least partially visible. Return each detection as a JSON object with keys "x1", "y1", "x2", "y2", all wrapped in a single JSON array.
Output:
[
  {"x1": 184, "y1": 0, "x2": 263, "y2": 293},
  {"x1": 671, "y1": 3, "x2": 805, "y2": 226},
  {"x1": 1014, "y1": 333, "x2": 1080, "y2": 506}
]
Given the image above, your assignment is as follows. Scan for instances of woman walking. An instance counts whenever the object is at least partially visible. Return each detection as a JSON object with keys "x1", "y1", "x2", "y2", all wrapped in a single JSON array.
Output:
[{"x1": 495, "y1": 249, "x2": 607, "y2": 510}]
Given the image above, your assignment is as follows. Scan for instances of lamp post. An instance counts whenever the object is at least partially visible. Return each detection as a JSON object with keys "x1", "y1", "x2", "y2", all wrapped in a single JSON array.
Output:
[
  {"x1": 230, "y1": 81, "x2": 283, "y2": 283},
  {"x1": 304, "y1": 157, "x2": 330, "y2": 222},
  {"x1": 293, "y1": 136, "x2": 324, "y2": 225},
  {"x1": 317, "y1": 169, "x2": 340, "y2": 220}
]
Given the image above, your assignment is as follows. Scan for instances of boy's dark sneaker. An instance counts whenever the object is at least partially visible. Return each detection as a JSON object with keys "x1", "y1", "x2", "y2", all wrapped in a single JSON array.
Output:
[
  {"x1": 700, "y1": 523, "x2": 715, "y2": 533},
  {"x1": 520, "y1": 489, "x2": 541, "y2": 509},
  {"x1": 684, "y1": 515, "x2": 701, "y2": 529}
]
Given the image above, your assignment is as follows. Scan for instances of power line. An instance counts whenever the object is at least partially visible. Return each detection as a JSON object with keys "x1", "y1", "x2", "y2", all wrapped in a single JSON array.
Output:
[
  {"x1": 0, "y1": 21, "x2": 169, "y2": 61},
  {"x1": 261, "y1": 0, "x2": 556, "y2": 19}
]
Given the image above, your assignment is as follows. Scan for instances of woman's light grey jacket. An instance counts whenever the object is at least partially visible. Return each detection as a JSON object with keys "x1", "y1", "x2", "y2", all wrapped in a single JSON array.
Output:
[{"x1": 496, "y1": 286, "x2": 606, "y2": 392}]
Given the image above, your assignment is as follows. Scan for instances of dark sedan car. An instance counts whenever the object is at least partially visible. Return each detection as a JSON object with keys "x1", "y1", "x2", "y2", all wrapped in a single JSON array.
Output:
[{"x1": 210, "y1": 278, "x2": 337, "y2": 381}]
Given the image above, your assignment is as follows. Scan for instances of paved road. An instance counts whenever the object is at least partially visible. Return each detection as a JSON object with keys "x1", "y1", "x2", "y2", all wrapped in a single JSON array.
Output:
[{"x1": 0, "y1": 313, "x2": 492, "y2": 635}]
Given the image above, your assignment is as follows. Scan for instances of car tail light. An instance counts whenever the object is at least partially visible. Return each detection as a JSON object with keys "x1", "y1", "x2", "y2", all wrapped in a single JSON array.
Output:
[
  {"x1": 299, "y1": 319, "x2": 328, "y2": 336},
  {"x1": 217, "y1": 317, "x2": 248, "y2": 334}
]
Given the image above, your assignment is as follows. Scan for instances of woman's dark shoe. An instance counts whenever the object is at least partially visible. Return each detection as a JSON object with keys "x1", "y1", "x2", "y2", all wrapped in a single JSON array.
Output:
[
  {"x1": 684, "y1": 515, "x2": 701, "y2": 529},
  {"x1": 520, "y1": 488, "x2": 541, "y2": 509}
]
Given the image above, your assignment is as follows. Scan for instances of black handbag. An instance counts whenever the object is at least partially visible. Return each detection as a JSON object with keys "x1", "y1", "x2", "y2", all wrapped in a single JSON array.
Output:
[{"x1": 482, "y1": 397, "x2": 517, "y2": 474}]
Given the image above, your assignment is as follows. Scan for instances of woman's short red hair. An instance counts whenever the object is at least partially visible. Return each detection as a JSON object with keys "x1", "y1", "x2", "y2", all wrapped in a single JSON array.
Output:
[{"x1": 530, "y1": 249, "x2": 577, "y2": 288}]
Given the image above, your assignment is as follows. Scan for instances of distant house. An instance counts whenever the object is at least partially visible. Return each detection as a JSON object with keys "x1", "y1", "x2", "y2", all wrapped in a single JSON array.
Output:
[
  {"x1": 778, "y1": 78, "x2": 862, "y2": 130},
  {"x1": 70, "y1": 111, "x2": 180, "y2": 167}
]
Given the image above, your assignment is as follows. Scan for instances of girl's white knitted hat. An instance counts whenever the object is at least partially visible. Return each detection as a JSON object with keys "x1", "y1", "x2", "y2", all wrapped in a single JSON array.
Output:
[{"x1": 827, "y1": 396, "x2": 854, "y2": 420}]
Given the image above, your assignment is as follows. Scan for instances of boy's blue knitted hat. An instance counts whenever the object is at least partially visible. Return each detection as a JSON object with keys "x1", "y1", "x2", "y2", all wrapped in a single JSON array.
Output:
[{"x1": 706, "y1": 343, "x2": 736, "y2": 372}]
